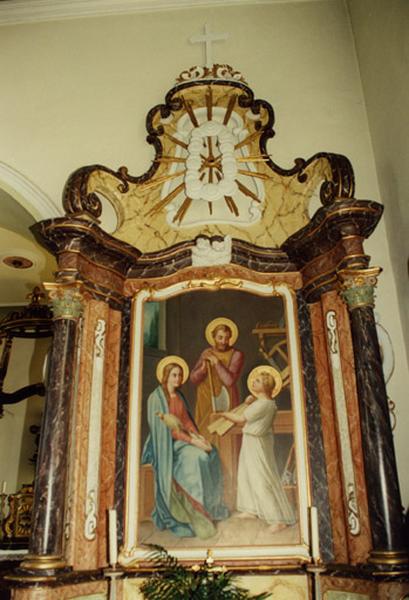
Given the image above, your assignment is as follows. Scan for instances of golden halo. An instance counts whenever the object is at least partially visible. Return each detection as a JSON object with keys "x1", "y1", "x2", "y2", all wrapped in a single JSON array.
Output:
[
  {"x1": 205, "y1": 317, "x2": 239, "y2": 347},
  {"x1": 247, "y1": 366, "x2": 283, "y2": 398},
  {"x1": 156, "y1": 355, "x2": 189, "y2": 385}
]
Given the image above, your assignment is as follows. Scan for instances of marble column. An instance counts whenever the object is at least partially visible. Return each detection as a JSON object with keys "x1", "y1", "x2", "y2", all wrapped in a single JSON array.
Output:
[
  {"x1": 338, "y1": 268, "x2": 408, "y2": 569},
  {"x1": 19, "y1": 282, "x2": 83, "y2": 577}
]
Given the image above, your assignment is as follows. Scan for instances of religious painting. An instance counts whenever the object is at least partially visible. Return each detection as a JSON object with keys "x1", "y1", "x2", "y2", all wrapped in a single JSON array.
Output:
[
  {"x1": 122, "y1": 277, "x2": 311, "y2": 568},
  {"x1": 143, "y1": 301, "x2": 165, "y2": 350}
]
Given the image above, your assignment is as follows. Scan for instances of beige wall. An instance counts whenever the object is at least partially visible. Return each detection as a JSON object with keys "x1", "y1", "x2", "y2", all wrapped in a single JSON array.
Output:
[
  {"x1": 347, "y1": 0, "x2": 409, "y2": 506},
  {"x1": 347, "y1": 0, "x2": 409, "y2": 345},
  {"x1": 0, "y1": 338, "x2": 41, "y2": 493},
  {"x1": 0, "y1": 335, "x2": 49, "y2": 493},
  {"x1": 1, "y1": 0, "x2": 408, "y2": 508}
]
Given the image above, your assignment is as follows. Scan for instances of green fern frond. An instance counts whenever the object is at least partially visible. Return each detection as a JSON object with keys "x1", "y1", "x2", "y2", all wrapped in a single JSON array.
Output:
[{"x1": 140, "y1": 545, "x2": 270, "y2": 600}]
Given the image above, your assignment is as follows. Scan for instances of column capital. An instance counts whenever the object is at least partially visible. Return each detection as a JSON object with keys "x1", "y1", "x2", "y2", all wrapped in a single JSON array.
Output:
[
  {"x1": 43, "y1": 281, "x2": 84, "y2": 320},
  {"x1": 338, "y1": 267, "x2": 382, "y2": 310}
]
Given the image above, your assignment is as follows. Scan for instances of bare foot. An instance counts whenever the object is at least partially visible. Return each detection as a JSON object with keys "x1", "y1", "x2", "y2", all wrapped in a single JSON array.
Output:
[
  {"x1": 235, "y1": 511, "x2": 257, "y2": 519},
  {"x1": 269, "y1": 523, "x2": 288, "y2": 533}
]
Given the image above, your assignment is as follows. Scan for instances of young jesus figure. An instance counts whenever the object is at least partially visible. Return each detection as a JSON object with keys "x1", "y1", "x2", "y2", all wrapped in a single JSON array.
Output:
[{"x1": 221, "y1": 367, "x2": 296, "y2": 533}]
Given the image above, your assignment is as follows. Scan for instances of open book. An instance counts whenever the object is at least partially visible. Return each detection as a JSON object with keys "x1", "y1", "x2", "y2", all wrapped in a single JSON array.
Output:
[{"x1": 207, "y1": 403, "x2": 248, "y2": 437}]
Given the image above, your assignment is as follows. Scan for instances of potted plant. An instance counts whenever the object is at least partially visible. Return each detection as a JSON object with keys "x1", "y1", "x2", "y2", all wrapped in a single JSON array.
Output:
[{"x1": 141, "y1": 545, "x2": 270, "y2": 600}]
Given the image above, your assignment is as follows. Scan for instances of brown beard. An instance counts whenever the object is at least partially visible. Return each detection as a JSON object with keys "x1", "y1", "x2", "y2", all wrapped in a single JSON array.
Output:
[{"x1": 215, "y1": 343, "x2": 231, "y2": 352}]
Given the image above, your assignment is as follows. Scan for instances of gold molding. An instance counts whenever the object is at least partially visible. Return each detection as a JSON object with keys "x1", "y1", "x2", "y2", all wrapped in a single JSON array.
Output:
[
  {"x1": 125, "y1": 264, "x2": 302, "y2": 296},
  {"x1": 19, "y1": 554, "x2": 67, "y2": 571},
  {"x1": 300, "y1": 269, "x2": 338, "y2": 291},
  {"x1": 5, "y1": 574, "x2": 57, "y2": 582},
  {"x1": 300, "y1": 251, "x2": 368, "y2": 278},
  {"x1": 368, "y1": 549, "x2": 409, "y2": 566}
]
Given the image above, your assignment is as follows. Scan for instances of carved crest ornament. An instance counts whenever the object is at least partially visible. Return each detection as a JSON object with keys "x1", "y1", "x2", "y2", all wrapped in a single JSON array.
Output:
[
  {"x1": 61, "y1": 64, "x2": 361, "y2": 257},
  {"x1": 12, "y1": 60, "x2": 409, "y2": 596}
]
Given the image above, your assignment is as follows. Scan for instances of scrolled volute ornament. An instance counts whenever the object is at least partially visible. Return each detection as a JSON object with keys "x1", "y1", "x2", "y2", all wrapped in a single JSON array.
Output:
[
  {"x1": 63, "y1": 165, "x2": 103, "y2": 221},
  {"x1": 62, "y1": 164, "x2": 132, "y2": 221},
  {"x1": 175, "y1": 64, "x2": 247, "y2": 85},
  {"x1": 319, "y1": 153, "x2": 355, "y2": 206}
]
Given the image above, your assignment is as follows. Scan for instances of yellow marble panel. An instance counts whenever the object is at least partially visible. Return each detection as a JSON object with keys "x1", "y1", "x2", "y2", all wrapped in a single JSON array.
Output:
[
  {"x1": 82, "y1": 80, "x2": 333, "y2": 254},
  {"x1": 325, "y1": 593, "x2": 370, "y2": 600},
  {"x1": 69, "y1": 595, "x2": 107, "y2": 600},
  {"x1": 123, "y1": 574, "x2": 309, "y2": 599}
]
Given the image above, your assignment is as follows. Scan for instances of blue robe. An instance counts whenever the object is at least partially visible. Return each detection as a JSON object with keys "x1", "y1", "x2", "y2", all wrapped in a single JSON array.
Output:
[{"x1": 142, "y1": 385, "x2": 229, "y2": 538}]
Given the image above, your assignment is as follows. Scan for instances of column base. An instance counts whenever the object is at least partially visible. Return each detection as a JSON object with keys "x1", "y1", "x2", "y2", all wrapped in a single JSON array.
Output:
[
  {"x1": 5, "y1": 554, "x2": 71, "y2": 582},
  {"x1": 368, "y1": 550, "x2": 409, "y2": 575}
]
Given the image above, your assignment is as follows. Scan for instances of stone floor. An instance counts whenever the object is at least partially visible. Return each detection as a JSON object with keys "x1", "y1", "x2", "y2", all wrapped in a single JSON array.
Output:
[{"x1": 138, "y1": 512, "x2": 300, "y2": 549}]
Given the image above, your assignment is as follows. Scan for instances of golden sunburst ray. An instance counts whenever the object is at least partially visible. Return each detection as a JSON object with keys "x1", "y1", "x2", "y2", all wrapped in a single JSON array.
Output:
[
  {"x1": 163, "y1": 132, "x2": 189, "y2": 150},
  {"x1": 235, "y1": 129, "x2": 263, "y2": 150},
  {"x1": 238, "y1": 168, "x2": 271, "y2": 181},
  {"x1": 154, "y1": 156, "x2": 187, "y2": 164},
  {"x1": 236, "y1": 155, "x2": 270, "y2": 163},
  {"x1": 142, "y1": 170, "x2": 186, "y2": 191},
  {"x1": 225, "y1": 196, "x2": 240, "y2": 216},
  {"x1": 145, "y1": 181, "x2": 185, "y2": 216},
  {"x1": 236, "y1": 179, "x2": 261, "y2": 203},
  {"x1": 223, "y1": 94, "x2": 237, "y2": 126},
  {"x1": 206, "y1": 86, "x2": 213, "y2": 121},
  {"x1": 172, "y1": 197, "x2": 193, "y2": 224},
  {"x1": 182, "y1": 97, "x2": 199, "y2": 128}
]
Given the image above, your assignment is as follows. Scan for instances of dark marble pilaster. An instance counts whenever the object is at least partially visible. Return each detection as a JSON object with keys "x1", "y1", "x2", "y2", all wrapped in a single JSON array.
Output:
[
  {"x1": 339, "y1": 268, "x2": 408, "y2": 569},
  {"x1": 17, "y1": 282, "x2": 83, "y2": 578},
  {"x1": 114, "y1": 300, "x2": 131, "y2": 547},
  {"x1": 297, "y1": 292, "x2": 334, "y2": 563}
]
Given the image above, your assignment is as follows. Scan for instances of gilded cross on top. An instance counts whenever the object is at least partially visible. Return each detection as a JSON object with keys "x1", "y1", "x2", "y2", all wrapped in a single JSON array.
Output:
[{"x1": 189, "y1": 24, "x2": 229, "y2": 67}]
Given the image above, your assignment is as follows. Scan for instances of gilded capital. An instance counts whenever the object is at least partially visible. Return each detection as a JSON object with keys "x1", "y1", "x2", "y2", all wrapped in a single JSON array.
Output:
[
  {"x1": 338, "y1": 267, "x2": 382, "y2": 310},
  {"x1": 43, "y1": 281, "x2": 84, "y2": 320}
]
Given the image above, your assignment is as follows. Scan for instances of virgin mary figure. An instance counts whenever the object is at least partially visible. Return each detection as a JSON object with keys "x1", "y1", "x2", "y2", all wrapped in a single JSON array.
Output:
[{"x1": 141, "y1": 355, "x2": 229, "y2": 539}]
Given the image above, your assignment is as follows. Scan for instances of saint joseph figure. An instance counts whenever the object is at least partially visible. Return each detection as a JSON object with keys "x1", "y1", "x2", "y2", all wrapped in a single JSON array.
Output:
[{"x1": 190, "y1": 317, "x2": 244, "y2": 442}]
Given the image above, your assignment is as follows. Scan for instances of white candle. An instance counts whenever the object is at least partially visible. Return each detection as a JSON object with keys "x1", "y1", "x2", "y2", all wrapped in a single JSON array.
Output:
[
  {"x1": 310, "y1": 506, "x2": 320, "y2": 563},
  {"x1": 108, "y1": 509, "x2": 118, "y2": 567},
  {"x1": 1, "y1": 481, "x2": 6, "y2": 494}
]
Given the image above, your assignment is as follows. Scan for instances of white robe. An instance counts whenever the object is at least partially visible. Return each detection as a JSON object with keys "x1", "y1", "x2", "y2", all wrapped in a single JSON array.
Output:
[{"x1": 237, "y1": 397, "x2": 295, "y2": 525}]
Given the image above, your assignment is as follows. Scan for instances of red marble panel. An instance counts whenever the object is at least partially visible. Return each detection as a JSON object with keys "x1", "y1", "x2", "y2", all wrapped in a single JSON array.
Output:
[
  {"x1": 309, "y1": 301, "x2": 348, "y2": 563},
  {"x1": 377, "y1": 581, "x2": 409, "y2": 599},
  {"x1": 301, "y1": 236, "x2": 366, "y2": 288},
  {"x1": 324, "y1": 291, "x2": 371, "y2": 564},
  {"x1": 97, "y1": 307, "x2": 122, "y2": 567},
  {"x1": 321, "y1": 575, "x2": 376, "y2": 597},
  {"x1": 78, "y1": 256, "x2": 125, "y2": 294},
  {"x1": 57, "y1": 251, "x2": 126, "y2": 296},
  {"x1": 67, "y1": 300, "x2": 110, "y2": 571}
]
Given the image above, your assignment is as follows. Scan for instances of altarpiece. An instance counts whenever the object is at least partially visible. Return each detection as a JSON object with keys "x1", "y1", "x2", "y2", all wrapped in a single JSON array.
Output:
[{"x1": 2, "y1": 64, "x2": 409, "y2": 599}]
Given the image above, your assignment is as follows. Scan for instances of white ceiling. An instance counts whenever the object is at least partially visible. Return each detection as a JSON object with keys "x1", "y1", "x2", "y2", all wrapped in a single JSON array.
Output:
[
  {"x1": 0, "y1": 0, "x2": 323, "y2": 26},
  {"x1": 0, "y1": 190, "x2": 56, "y2": 307}
]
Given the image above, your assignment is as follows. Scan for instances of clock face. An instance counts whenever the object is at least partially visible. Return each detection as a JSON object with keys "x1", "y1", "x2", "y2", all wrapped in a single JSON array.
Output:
[{"x1": 155, "y1": 101, "x2": 266, "y2": 229}]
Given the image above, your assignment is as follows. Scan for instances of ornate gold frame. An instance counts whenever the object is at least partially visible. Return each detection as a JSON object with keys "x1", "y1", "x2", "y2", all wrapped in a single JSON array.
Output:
[{"x1": 120, "y1": 272, "x2": 312, "y2": 570}]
